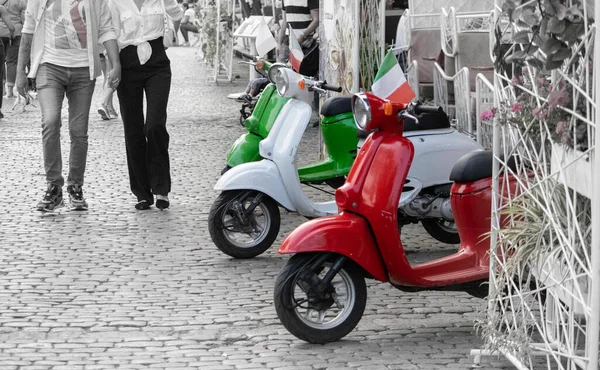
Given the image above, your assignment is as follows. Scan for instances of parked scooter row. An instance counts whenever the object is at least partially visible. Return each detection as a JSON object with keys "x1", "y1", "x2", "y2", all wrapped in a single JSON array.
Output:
[
  {"x1": 273, "y1": 92, "x2": 519, "y2": 344},
  {"x1": 209, "y1": 67, "x2": 483, "y2": 258}
]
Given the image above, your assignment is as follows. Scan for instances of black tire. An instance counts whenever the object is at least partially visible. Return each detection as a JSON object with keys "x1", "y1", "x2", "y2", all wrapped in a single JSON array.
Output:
[
  {"x1": 208, "y1": 190, "x2": 280, "y2": 258},
  {"x1": 421, "y1": 219, "x2": 460, "y2": 244},
  {"x1": 274, "y1": 253, "x2": 367, "y2": 344}
]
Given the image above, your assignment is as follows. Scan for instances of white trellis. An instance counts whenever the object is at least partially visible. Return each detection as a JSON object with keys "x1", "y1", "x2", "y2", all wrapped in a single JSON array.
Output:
[{"x1": 473, "y1": 0, "x2": 600, "y2": 369}]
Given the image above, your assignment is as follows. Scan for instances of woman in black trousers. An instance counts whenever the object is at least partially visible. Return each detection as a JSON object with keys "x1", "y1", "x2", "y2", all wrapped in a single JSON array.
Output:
[{"x1": 110, "y1": 0, "x2": 184, "y2": 210}]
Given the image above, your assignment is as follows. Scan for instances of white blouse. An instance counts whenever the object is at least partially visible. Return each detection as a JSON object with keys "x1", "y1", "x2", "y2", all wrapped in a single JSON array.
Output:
[{"x1": 109, "y1": 0, "x2": 183, "y2": 49}]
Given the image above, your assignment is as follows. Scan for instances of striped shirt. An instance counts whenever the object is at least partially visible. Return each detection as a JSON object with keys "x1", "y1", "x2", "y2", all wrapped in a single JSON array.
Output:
[{"x1": 283, "y1": 0, "x2": 317, "y2": 37}]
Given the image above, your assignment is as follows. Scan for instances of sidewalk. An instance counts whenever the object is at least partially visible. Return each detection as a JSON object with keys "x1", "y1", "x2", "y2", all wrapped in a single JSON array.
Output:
[{"x1": 0, "y1": 46, "x2": 512, "y2": 369}]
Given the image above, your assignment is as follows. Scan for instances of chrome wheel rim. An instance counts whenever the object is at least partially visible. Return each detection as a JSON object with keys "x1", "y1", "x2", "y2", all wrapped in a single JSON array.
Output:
[
  {"x1": 221, "y1": 197, "x2": 271, "y2": 248},
  {"x1": 293, "y1": 264, "x2": 356, "y2": 330}
]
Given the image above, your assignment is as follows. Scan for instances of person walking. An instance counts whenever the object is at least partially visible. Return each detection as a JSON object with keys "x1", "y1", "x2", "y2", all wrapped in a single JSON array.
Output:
[
  {"x1": 0, "y1": 0, "x2": 25, "y2": 99},
  {"x1": 109, "y1": 0, "x2": 184, "y2": 211},
  {"x1": 16, "y1": 0, "x2": 121, "y2": 212}
]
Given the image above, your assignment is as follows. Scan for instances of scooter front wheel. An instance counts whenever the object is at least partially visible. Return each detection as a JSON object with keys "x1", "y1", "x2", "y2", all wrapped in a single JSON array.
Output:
[
  {"x1": 274, "y1": 253, "x2": 367, "y2": 344},
  {"x1": 208, "y1": 190, "x2": 280, "y2": 258}
]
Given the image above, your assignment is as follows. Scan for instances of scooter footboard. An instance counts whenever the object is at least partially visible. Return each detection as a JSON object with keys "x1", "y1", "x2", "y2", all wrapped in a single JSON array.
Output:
[{"x1": 278, "y1": 212, "x2": 388, "y2": 281}]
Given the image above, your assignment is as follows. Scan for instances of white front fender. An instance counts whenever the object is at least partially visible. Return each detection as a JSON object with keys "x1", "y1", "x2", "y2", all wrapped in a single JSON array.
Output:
[{"x1": 215, "y1": 160, "x2": 296, "y2": 211}]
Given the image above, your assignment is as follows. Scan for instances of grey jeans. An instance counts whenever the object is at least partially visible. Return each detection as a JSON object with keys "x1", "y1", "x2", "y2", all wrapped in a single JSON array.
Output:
[{"x1": 36, "y1": 63, "x2": 96, "y2": 187}]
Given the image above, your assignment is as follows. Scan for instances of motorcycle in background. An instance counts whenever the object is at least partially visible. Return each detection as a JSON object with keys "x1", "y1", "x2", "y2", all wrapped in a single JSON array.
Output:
[{"x1": 209, "y1": 68, "x2": 482, "y2": 259}]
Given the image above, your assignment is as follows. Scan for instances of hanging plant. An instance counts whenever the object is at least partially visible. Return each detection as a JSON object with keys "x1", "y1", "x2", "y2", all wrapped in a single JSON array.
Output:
[
  {"x1": 498, "y1": 0, "x2": 588, "y2": 71},
  {"x1": 200, "y1": 0, "x2": 234, "y2": 68}
]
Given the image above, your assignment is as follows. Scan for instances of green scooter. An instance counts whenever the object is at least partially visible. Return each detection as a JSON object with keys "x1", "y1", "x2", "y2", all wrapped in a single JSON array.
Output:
[{"x1": 224, "y1": 60, "x2": 358, "y2": 188}]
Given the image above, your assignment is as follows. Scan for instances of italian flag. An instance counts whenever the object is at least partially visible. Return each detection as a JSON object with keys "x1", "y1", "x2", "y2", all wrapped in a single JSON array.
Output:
[
  {"x1": 372, "y1": 51, "x2": 415, "y2": 103},
  {"x1": 288, "y1": 25, "x2": 304, "y2": 72}
]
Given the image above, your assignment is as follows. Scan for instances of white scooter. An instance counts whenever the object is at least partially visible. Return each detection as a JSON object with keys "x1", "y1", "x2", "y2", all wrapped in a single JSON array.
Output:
[{"x1": 208, "y1": 68, "x2": 483, "y2": 259}]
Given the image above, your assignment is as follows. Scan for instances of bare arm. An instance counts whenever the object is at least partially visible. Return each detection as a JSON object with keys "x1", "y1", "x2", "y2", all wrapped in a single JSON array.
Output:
[
  {"x1": 297, "y1": 9, "x2": 319, "y2": 44},
  {"x1": 277, "y1": 10, "x2": 287, "y2": 47},
  {"x1": 0, "y1": 6, "x2": 15, "y2": 36},
  {"x1": 103, "y1": 39, "x2": 121, "y2": 89},
  {"x1": 15, "y1": 32, "x2": 32, "y2": 96}
]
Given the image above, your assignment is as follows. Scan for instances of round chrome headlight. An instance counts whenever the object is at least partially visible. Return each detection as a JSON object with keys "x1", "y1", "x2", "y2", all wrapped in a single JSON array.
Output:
[
  {"x1": 275, "y1": 68, "x2": 288, "y2": 96},
  {"x1": 352, "y1": 94, "x2": 371, "y2": 130},
  {"x1": 268, "y1": 63, "x2": 286, "y2": 82}
]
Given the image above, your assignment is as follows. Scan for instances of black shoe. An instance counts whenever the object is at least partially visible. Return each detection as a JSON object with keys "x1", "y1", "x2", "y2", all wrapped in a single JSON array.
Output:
[
  {"x1": 135, "y1": 200, "x2": 152, "y2": 210},
  {"x1": 36, "y1": 185, "x2": 64, "y2": 212},
  {"x1": 156, "y1": 195, "x2": 169, "y2": 210},
  {"x1": 67, "y1": 185, "x2": 88, "y2": 211}
]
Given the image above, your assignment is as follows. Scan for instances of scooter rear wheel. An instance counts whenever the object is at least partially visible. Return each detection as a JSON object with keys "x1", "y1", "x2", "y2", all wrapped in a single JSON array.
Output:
[
  {"x1": 421, "y1": 219, "x2": 461, "y2": 244},
  {"x1": 274, "y1": 253, "x2": 367, "y2": 344},
  {"x1": 208, "y1": 190, "x2": 280, "y2": 258}
]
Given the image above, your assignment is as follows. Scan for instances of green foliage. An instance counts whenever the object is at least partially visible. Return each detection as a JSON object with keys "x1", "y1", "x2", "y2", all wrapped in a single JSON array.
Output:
[{"x1": 498, "y1": 0, "x2": 588, "y2": 71}]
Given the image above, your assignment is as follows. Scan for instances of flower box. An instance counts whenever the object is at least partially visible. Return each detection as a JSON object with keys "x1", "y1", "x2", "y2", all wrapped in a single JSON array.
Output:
[
  {"x1": 550, "y1": 142, "x2": 593, "y2": 199},
  {"x1": 534, "y1": 252, "x2": 588, "y2": 316}
]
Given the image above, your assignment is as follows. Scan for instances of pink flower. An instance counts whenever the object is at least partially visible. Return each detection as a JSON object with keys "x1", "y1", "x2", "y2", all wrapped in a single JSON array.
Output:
[
  {"x1": 537, "y1": 78, "x2": 548, "y2": 88},
  {"x1": 555, "y1": 120, "x2": 568, "y2": 135},
  {"x1": 548, "y1": 87, "x2": 570, "y2": 109},
  {"x1": 511, "y1": 102, "x2": 523, "y2": 113},
  {"x1": 480, "y1": 109, "x2": 495, "y2": 121},
  {"x1": 532, "y1": 107, "x2": 548, "y2": 120}
]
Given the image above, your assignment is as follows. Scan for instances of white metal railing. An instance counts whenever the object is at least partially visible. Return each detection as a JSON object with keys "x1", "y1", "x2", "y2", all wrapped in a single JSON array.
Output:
[
  {"x1": 433, "y1": 63, "x2": 472, "y2": 133},
  {"x1": 475, "y1": 73, "x2": 494, "y2": 148},
  {"x1": 406, "y1": 60, "x2": 421, "y2": 102}
]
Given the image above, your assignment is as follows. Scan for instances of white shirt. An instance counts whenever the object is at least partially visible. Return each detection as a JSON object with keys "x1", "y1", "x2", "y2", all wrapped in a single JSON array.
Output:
[
  {"x1": 109, "y1": 0, "x2": 183, "y2": 49},
  {"x1": 183, "y1": 8, "x2": 195, "y2": 24},
  {"x1": 41, "y1": 0, "x2": 89, "y2": 68}
]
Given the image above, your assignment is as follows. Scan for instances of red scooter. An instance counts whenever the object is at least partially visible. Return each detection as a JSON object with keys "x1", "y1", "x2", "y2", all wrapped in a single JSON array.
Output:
[{"x1": 273, "y1": 92, "x2": 517, "y2": 344}]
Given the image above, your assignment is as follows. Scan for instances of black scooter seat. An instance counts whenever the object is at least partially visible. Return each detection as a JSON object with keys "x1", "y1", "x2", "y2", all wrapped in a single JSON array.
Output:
[
  {"x1": 321, "y1": 96, "x2": 352, "y2": 117},
  {"x1": 450, "y1": 150, "x2": 519, "y2": 182},
  {"x1": 404, "y1": 110, "x2": 451, "y2": 132}
]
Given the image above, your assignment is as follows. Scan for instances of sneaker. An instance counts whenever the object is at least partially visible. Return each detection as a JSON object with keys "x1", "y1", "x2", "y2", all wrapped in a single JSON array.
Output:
[
  {"x1": 98, "y1": 105, "x2": 111, "y2": 120},
  {"x1": 236, "y1": 93, "x2": 252, "y2": 103},
  {"x1": 67, "y1": 185, "x2": 88, "y2": 211},
  {"x1": 36, "y1": 185, "x2": 64, "y2": 212}
]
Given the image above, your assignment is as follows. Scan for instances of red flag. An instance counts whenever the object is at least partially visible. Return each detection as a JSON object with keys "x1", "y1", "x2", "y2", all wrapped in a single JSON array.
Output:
[{"x1": 288, "y1": 26, "x2": 304, "y2": 72}]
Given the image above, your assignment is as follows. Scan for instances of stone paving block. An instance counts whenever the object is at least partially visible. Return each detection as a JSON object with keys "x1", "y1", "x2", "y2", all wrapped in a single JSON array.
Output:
[{"x1": 0, "y1": 46, "x2": 516, "y2": 370}]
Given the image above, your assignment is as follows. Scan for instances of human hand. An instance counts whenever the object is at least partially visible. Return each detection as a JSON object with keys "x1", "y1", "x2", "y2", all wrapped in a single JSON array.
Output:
[
  {"x1": 15, "y1": 70, "x2": 28, "y2": 97},
  {"x1": 107, "y1": 66, "x2": 121, "y2": 90}
]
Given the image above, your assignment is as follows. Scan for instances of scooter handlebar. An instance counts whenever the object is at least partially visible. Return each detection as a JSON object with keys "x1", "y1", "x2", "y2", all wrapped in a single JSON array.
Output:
[
  {"x1": 321, "y1": 83, "x2": 342, "y2": 93},
  {"x1": 413, "y1": 104, "x2": 443, "y2": 115}
]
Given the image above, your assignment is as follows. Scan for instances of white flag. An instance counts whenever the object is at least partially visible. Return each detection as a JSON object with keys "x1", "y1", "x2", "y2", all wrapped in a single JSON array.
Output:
[{"x1": 254, "y1": 17, "x2": 277, "y2": 57}]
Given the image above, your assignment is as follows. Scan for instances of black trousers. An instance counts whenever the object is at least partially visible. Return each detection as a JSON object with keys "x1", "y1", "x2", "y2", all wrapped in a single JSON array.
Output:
[{"x1": 117, "y1": 37, "x2": 172, "y2": 203}]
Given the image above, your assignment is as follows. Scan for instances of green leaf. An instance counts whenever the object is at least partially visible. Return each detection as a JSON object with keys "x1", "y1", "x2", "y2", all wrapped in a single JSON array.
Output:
[
  {"x1": 547, "y1": 18, "x2": 566, "y2": 34},
  {"x1": 566, "y1": 6, "x2": 584, "y2": 21},
  {"x1": 506, "y1": 50, "x2": 528, "y2": 64},
  {"x1": 527, "y1": 58, "x2": 545, "y2": 70},
  {"x1": 544, "y1": 0, "x2": 556, "y2": 15},
  {"x1": 555, "y1": 4, "x2": 568, "y2": 20},
  {"x1": 551, "y1": 46, "x2": 572, "y2": 61},
  {"x1": 562, "y1": 23, "x2": 583, "y2": 43},
  {"x1": 520, "y1": 8, "x2": 539, "y2": 26},
  {"x1": 541, "y1": 37, "x2": 564, "y2": 54},
  {"x1": 513, "y1": 30, "x2": 531, "y2": 43},
  {"x1": 526, "y1": 44, "x2": 540, "y2": 55},
  {"x1": 545, "y1": 58, "x2": 563, "y2": 70}
]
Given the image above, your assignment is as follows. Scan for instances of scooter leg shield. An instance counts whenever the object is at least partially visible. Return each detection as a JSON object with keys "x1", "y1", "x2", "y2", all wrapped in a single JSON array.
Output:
[
  {"x1": 225, "y1": 133, "x2": 263, "y2": 168},
  {"x1": 278, "y1": 212, "x2": 387, "y2": 282}
]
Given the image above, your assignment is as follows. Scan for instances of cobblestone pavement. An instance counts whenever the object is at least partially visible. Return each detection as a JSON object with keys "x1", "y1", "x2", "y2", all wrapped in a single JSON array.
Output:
[{"x1": 0, "y1": 47, "x2": 513, "y2": 369}]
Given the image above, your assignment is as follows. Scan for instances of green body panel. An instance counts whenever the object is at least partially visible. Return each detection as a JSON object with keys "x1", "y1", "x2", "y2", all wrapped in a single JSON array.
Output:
[
  {"x1": 225, "y1": 133, "x2": 263, "y2": 168},
  {"x1": 244, "y1": 84, "x2": 290, "y2": 137},
  {"x1": 298, "y1": 112, "x2": 358, "y2": 182}
]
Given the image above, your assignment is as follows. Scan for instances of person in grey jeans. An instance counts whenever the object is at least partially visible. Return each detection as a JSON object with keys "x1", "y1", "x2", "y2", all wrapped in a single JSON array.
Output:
[
  {"x1": 0, "y1": 0, "x2": 25, "y2": 99},
  {"x1": 16, "y1": 0, "x2": 121, "y2": 212}
]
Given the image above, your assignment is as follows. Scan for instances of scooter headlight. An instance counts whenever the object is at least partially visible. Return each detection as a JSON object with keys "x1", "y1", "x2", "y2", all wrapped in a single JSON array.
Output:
[
  {"x1": 352, "y1": 93, "x2": 371, "y2": 130},
  {"x1": 275, "y1": 68, "x2": 288, "y2": 96}
]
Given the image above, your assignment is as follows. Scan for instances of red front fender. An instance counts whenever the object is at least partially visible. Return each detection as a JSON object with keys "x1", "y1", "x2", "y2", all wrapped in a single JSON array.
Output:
[{"x1": 278, "y1": 212, "x2": 388, "y2": 282}]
